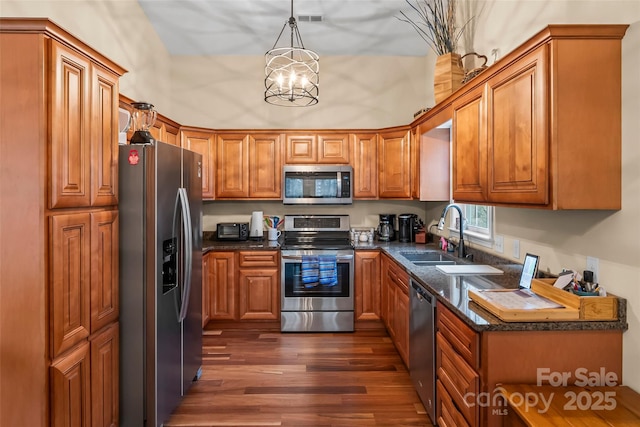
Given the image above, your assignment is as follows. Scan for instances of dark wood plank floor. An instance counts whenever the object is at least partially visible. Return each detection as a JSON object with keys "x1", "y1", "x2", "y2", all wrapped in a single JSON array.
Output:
[{"x1": 165, "y1": 328, "x2": 432, "y2": 426}]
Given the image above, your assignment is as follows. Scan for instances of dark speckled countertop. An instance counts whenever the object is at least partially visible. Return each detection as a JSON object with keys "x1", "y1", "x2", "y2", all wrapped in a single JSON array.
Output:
[{"x1": 202, "y1": 235, "x2": 628, "y2": 333}]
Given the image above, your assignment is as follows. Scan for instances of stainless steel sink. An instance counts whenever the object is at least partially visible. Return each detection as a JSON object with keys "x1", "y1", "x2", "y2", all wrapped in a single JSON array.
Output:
[{"x1": 400, "y1": 251, "x2": 457, "y2": 266}]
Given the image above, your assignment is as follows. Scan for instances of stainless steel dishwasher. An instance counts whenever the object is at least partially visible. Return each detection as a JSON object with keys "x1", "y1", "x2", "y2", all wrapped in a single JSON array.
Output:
[{"x1": 409, "y1": 279, "x2": 436, "y2": 424}]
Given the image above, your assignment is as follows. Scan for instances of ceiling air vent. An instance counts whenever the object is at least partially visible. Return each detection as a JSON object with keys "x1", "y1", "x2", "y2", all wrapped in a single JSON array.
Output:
[{"x1": 298, "y1": 15, "x2": 323, "y2": 23}]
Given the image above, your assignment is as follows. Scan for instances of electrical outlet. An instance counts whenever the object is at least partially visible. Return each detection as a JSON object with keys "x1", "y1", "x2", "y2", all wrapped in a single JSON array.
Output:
[
  {"x1": 586, "y1": 256, "x2": 599, "y2": 283},
  {"x1": 513, "y1": 239, "x2": 520, "y2": 259},
  {"x1": 494, "y1": 235, "x2": 504, "y2": 253}
]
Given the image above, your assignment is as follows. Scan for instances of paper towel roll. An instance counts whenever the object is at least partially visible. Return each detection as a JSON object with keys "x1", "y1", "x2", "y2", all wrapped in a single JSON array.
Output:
[{"x1": 250, "y1": 211, "x2": 263, "y2": 238}]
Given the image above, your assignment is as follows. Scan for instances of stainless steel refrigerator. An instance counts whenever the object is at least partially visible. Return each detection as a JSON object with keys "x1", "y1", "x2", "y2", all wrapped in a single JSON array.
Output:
[{"x1": 119, "y1": 141, "x2": 203, "y2": 427}]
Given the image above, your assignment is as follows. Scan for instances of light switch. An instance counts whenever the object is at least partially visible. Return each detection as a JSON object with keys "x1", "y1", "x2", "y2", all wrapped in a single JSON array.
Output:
[
  {"x1": 513, "y1": 239, "x2": 520, "y2": 259},
  {"x1": 494, "y1": 235, "x2": 504, "y2": 253}
]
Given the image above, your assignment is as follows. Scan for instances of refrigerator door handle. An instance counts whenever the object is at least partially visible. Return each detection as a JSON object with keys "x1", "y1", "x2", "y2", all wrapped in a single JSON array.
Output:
[{"x1": 177, "y1": 187, "x2": 193, "y2": 322}]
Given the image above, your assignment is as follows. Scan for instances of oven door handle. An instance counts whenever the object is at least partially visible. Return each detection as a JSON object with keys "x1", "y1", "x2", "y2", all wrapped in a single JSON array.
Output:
[{"x1": 281, "y1": 254, "x2": 354, "y2": 261}]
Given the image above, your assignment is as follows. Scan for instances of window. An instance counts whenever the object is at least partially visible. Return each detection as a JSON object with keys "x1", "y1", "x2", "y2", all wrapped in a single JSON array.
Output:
[{"x1": 447, "y1": 203, "x2": 494, "y2": 247}]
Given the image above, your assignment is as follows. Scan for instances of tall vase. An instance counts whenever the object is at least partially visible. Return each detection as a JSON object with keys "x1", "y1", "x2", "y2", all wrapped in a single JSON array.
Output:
[{"x1": 434, "y1": 52, "x2": 465, "y2": 104}]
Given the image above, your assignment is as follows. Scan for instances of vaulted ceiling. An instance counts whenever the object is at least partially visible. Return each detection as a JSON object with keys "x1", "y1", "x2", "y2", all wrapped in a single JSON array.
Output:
[{"x1": 138, "y1": 0, "x2": 432, "y2": 56}]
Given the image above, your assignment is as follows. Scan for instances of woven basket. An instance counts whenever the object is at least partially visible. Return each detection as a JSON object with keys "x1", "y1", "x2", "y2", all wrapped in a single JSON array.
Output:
[{"x1": 461, "y1": 52, "x2": 488, "y2": 84}]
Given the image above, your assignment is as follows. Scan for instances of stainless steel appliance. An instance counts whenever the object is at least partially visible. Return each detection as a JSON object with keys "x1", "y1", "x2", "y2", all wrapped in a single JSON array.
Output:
[
  {"x1": 283, "y1": 165, "x2": 352, "y2": 204},
  {"x1": 377, "y1": 214, "x2": 396, "y2": 241},
  {"x1": 119, "y1": 141, "x2": 203, "y2": 427},
  {"x1": 216, "y1": 222, "x2": 249, "y2": 241},
  {"x1": 280, "y1": 215, "x2": 354, "y2": 331},
  {"x1": 410, "y1": 279, "x2": 436, "y2": 424}
]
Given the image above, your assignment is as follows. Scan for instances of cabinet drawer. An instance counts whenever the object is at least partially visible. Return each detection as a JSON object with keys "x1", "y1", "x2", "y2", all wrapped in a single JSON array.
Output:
[
  {"x1": 437, "y1": 303, "x2": 479, "y2": 369},
  {"x1": 437, "y1": 379, "x2": 471, "y2": 427},
  {"x1": 437, "y1": 332, "x2": 479, "y2": 426},
  {"x1": 387, "y1": 260, "x2": 409, "y2": 294},
  {"x1": 238, "y1": 251, "x2": 279, "y2": 267}
]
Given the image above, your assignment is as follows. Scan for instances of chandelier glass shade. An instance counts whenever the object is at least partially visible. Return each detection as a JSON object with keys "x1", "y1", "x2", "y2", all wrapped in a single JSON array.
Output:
[{"x1": 265, "y1": 1, "x2": 319, "y2": 106}]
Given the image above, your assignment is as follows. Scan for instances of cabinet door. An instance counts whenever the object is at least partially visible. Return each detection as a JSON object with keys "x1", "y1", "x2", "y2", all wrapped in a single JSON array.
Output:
[
  {"x1": 50, "y1": 341, "x2": 91, "y2": 427},
  {"x1": 436, "y1": 332, "x2": 479, "y2": 426},
  {"x1": 351, "y1": 133, "x2": 378, "y2": 199},
  {"x1": 181, "y1": 129, "x2": 216, "y2": 199},
  {"x1": 150, "y1": 122, "x2": 165, "y2": 143},
  {"x1": 90, "y1": 323, "x2": 119, "y2": 427},
  {"x1": 410, "y1": 127, "x2": 420, "y2": 199},
  {"x1": 354, "y1": 251, "x2": 381, "y2": 320},
  {"x1": 208, "y1": 252, "x2": 237, "y2": 320},
  {"x1": 249, "y1": 133, "x2": 282, "y2": 198},
  {"x1": 202, "y1": 254, "x2": 211, "y2": 327},
  {"x1": 51, "y1": 213, "x2": 91, "y2": 358},
  {"x1": 317, "y1": 133, "x2": 349, "y2": 164},
  {"x1": 378, "y1": 130, "x2": 411, "y2": 198},
  {"x1": 50, "y1": 40, "x2": 91, "y2": 208},
  {"x1": 238, "y1": 268, "x2": 279, "y2": 320},
  {"x1": 452, "y1": 86, "x2": 487, "y2": 203},
  {"x1": 285, "y1": 133, "x2": 317, "y2": 163},
  {"x1": 90, "y1": 210, "x2": 118, "y2": 333},
  {"x1": 216, "y1": 133, "x2": 249, "y2": 198},
  {"x1": 90, "y1": 63, "x2": 119, "y2": 207},
  {"x1": 486, "y1": 45, "x2": 549, "y2": 205},
  {"x1": 395, "y1": 286, "x2": 410, "y2": 367}
]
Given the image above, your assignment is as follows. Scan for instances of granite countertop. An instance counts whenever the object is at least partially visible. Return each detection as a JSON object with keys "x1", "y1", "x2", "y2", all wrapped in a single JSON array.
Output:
[{"x1": 202, "y1": 234, "x2": 628, "y2": 333}]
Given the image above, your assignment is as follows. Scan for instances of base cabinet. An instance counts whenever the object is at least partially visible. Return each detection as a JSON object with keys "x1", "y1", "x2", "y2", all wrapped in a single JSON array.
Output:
[
  {"x1": 436, "y1": 302, "x2": 623, "y2": 427},
  {"x1": 205, "y1": 251, "x2": 280, "y2": 324},
  {"x1": 354, "y1": 250, "x2": 381, "y2": 321},
  {"x1": 380, "y1": 253, "x2": 410, "y2": 367}
]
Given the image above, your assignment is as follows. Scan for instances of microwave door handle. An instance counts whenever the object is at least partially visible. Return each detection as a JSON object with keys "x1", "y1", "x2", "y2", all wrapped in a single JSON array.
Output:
[{"x1": 336, "y1": 172, "x2": 342, "y2": 198}]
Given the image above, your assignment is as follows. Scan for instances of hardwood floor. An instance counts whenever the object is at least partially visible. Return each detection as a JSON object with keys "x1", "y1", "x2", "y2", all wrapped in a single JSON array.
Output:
[{"x1": 165, "y1": 327, "x2": 432, "y2": 426}]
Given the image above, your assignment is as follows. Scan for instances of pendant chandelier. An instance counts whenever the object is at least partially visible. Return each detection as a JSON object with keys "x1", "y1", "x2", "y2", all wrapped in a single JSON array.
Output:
[{"x1": 264, "y1": 0, "x2": 319, "y2": 107}]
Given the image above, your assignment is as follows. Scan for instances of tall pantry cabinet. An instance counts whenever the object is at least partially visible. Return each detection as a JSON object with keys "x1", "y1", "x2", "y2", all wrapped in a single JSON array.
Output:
[{"x1": 0, "y1": 19, "x2": 126, "y2": 427}]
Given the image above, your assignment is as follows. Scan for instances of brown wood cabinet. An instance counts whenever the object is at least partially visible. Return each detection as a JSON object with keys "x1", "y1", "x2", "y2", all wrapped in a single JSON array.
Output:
[
  {"x1": 378, "y1": 129, "x2": 412, "y2": 199},
  {"x1": 215, "y1": 132, "x2": 282, "y2": 199},
  {"x1": 285, "y1": 132, "x2": 349, "y2": 164},
  {"x1": 380, "y1": 253, "x2": 410, "y2": 367},
  {"x1": 207, "y1": 251, "x2": 237, "y2": 320},
  {"x1": 89, "y1": 323, "x2": 119, "y2": 427},
  {"x1": 350, "y1": 133, "x2": 379, "y2": 199},
  {"x1": 354, "y1": 250, "x2": 381, "y2": 321},
  {"x1": 451, "y1": 25, "x2": 627, "y2": 209},
  {"x1": 205, "y1": 250, "x2": 280, "y2": 323},
  {"x1": 451, "y1": 86, "x2": 487, "y2": 203},
  {"x1": 181, "y1": 127, "x2": 216, "y2": 199},
  {"x1": 0, "y1": 19, "x2": 125, "y2": 427},
  {"x1": 238, "y1": 251, "x2": 280, "y2": 320},
  {"x1": 436, "y1": 302, "x2": 624, "y2": 427},
  {"x1": 202, "y1": 254, "x2": 211, "y2": 327}
]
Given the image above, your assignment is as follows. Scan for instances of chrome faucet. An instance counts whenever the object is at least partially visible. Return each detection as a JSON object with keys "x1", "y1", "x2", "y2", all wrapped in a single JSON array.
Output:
[{"x1": 437, "y1": 204, "x2": 465, "y2": 258}]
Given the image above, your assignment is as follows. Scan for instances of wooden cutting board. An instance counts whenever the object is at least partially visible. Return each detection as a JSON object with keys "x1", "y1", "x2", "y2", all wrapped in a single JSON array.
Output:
[{"x1": 436, "y1": 264, "x2": 504, "y2": 275}]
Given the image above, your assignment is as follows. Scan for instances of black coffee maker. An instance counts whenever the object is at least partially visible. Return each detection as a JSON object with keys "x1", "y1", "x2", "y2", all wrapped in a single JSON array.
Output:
[
  {"x1": 398, "y1": 214, "x2": 417, "y2": 242},
  {"x1": 377, "y1": 214, "x2": 396, "y2": 241}
]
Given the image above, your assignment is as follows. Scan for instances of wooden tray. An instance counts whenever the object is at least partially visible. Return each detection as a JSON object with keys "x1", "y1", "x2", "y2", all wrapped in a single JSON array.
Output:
[
  {"x1": 468, "y1": 279, "x2": 618, "y2": 322},
  {"x1": 468, "y1": 288, "x2": 580, "y2": 322},
  {"x1": 531, "y1": 279, "x2": 618, "y2": 320}
]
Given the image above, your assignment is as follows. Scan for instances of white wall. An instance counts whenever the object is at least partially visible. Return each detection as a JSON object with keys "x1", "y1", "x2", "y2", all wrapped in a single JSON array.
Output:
[
  {"x1": 3, "y1": 0, "x2": 639, "y2": 391},
  {"x1": 0, "y1": 0, "x2": 173, "y2": 112},
  {"x1": 169, "y1": 54, "x2": 431, "y2": 129}
]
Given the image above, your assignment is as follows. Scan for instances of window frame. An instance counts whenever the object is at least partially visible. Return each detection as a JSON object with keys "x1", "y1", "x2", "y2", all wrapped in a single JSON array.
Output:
[{"x1": 446, "y1": 203, "x2": 494, "y2": 248}]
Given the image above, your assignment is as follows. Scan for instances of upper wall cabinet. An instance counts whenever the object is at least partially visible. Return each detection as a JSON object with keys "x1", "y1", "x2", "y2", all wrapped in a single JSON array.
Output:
[
  {"x1": 285, "y1": 132, "x2": 349, "y2": 164},
  {"x1": 181, "y1": 128, "x2": 216, "y2": 199},
  {"x1": 450, "y1": 24, "x2": 627, "y2": 209},
  {"x1": 378, "y1": 129, "x2": 412, "y2": 199},
  {"x1": 216, "y1": 132, "x2": 282, "y2": 199},
  {"x1": 351, "y1": 133, "x2": 379, "y2": 199}
]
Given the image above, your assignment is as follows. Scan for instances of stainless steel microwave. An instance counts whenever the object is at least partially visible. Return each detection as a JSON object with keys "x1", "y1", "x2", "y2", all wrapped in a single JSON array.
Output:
[{"x1": 282, "y1": 165, "x2": 353, "y2": 205}]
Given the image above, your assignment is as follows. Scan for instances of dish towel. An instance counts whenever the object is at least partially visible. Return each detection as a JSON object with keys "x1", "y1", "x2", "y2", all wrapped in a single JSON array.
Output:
[
  {"x1": 318, "y1": 255, "x2": 338, "y2": 286},
  {"x1": 301, "y1": 255, "x2": 319, "y2": 288}
]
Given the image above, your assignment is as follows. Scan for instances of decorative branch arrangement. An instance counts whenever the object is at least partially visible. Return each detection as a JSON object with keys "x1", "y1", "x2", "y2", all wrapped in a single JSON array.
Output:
[{"x1": 397, "y1": 0, "x2": 471, "y2": 56}]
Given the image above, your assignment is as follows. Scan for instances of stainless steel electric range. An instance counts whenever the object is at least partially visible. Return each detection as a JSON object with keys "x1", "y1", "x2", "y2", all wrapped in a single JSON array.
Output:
[{"x1": 280, "y1": 214, "x2": 354, "y2": 332}]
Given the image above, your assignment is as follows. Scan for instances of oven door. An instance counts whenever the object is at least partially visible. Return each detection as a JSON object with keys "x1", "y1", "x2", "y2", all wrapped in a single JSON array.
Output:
[{"x1": 280, "y1": 249, "x2": 354, "y2": 311}]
